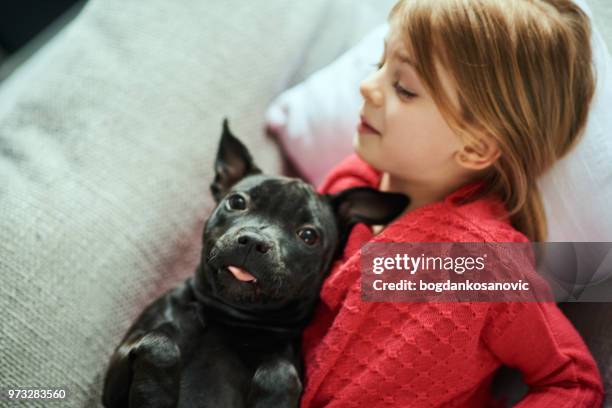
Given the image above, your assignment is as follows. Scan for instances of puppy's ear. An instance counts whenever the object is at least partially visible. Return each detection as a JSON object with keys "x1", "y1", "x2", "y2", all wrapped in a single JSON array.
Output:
[
  {"x1": 211, "y1": 118, "x2": 261, "y2": 202},
  {"x1": 326, "y1": 187, "x2": 409, "y2": 247}
]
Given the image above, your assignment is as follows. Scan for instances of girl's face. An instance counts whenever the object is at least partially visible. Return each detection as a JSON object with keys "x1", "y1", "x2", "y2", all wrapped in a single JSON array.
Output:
[{"x1": 354, "y1": 24, "x2": 468, "y2": 185}]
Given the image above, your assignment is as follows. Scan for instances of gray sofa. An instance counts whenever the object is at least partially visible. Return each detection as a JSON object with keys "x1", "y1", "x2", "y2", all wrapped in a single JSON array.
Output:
[
  {"x1": 0, "y1": 1, "x2": 610, "y2": 407},
  {"x1": 0, "y1": 1, "x2": 393, "y2": 406}
]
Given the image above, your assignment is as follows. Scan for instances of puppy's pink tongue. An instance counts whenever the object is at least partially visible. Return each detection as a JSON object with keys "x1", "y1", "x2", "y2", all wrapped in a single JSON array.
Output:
[{"x1": 227, "y1": 265, "x2": 257, "y2": 282}]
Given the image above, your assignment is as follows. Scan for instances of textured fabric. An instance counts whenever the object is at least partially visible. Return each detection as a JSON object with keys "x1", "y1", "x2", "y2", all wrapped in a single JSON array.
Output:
[
  {"x1": 0, "y1": 1, "x2": 390, "y2": 406},
  {"x1": 560, "y1": 302, "x2": 612, "y2": 407},
  {"x1": 300, "y1": 154, "x2": 604, "y2": 408}
]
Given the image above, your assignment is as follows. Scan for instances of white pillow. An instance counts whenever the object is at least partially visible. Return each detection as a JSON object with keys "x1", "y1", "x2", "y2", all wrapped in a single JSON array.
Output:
[
  {"x1": 265, "y1": 1, "x2": 612, "y2": 246},
  {"x1": 265, "y1": 24, "x2": 388, "y2": 186}
]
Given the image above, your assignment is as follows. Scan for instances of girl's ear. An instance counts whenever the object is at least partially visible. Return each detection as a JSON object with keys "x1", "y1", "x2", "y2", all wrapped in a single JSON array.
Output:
[{"x1": 455, "y1": 135, "x2": 501, "y2": 170}]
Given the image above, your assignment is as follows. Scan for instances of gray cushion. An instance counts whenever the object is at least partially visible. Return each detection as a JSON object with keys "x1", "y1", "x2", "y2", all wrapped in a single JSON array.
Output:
[
  {"x1": 560, "y1": 303, "x2": 612, "y2": 407},
  {"x1": 0, "y1": 0, "x2": 391, "y2": 406}
]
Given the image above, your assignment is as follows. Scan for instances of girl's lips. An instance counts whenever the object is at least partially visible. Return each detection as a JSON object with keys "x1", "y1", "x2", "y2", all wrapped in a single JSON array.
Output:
[{"x1": 358, "y1": 116, "x2": 380, "y2": 135}]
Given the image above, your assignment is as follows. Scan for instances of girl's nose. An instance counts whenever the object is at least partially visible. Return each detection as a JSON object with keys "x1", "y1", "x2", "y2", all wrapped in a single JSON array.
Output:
[{"x1": 360, "y1": 72, "x2": 384, "y2": 107}]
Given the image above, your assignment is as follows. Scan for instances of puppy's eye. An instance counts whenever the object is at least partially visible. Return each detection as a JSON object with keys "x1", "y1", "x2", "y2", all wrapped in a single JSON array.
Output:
[
  {"x1": 297, "y1": 227, "x2": 319, "y2": 246},
  {"x1": 225, "y1": 193, "x2": 247, "y2": 211}
]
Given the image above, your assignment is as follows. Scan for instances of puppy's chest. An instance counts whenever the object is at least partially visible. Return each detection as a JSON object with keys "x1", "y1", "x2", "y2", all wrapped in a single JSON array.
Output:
[
  {"x1": 176, "y1": 325, "x2": 297, "y2": 406},
  {"x1": 181, "y1": 323, "x2": 296, "y2": 370}
]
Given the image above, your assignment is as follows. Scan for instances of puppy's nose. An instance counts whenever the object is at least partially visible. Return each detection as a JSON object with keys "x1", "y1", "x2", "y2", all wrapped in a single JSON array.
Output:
[{"x1": 237, "y1": 232, "x2": 272, "y2": 254}]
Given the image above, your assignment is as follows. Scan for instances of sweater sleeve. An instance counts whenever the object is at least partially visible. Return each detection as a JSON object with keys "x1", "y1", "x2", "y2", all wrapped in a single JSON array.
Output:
[
  {"x1": 482, "y1": 301, "x2": 604, "y2": 407},
  {"x1": 317, "y1": 154, "x2": 380, "y2": 194}
]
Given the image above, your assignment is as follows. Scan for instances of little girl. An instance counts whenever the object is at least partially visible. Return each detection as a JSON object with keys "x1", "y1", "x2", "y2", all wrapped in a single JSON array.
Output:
[{"x1": 300, "y1": 0, "x2": 604, "y2": 407}]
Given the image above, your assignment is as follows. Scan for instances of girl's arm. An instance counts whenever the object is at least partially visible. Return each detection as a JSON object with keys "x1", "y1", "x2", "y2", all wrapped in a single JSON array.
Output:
[{"x1": 483, "y1": 302, "x2": 604, "y2": 407}]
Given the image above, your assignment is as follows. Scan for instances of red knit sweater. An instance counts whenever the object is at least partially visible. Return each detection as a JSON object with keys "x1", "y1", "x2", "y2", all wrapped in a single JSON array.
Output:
[{"x1": 300, "y1": 154, "x2": 603, "y2": 407}]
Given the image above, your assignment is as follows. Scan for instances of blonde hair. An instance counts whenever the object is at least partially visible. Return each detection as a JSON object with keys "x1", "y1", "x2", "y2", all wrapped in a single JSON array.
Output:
[{"x1": 389, "y1": 0, "x2": 596, "y2": 241}]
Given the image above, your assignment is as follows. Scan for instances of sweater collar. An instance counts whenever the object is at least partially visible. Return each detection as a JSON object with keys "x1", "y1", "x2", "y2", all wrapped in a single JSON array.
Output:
[
  {"x1": 342, "y1": 161, "x2": 504, "y2": 245},
  {"x1": 361, "y1": 159, "x2": 492, "y2": 210}
]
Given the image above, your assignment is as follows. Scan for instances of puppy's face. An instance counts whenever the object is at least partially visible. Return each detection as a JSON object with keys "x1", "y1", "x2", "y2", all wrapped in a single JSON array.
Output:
[
  {"x1": 199, "y1": 119, "x2": 409, "y2": 307},
  {"x1": 203, "y1": 174, "x2": 340, "y2": 305}
]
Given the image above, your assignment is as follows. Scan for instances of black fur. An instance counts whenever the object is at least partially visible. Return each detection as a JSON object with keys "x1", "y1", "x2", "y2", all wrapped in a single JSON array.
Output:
[{"x1": 102, "y1": 119, "x2": 409, "y2": 407}]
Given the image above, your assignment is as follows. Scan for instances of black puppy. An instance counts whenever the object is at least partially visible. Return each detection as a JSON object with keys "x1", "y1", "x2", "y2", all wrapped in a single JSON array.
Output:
[{"x1": 102, "y1": 119, "x2": 409, "y2": 408}]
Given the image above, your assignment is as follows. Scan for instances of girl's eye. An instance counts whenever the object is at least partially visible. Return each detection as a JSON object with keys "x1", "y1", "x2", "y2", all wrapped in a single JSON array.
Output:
[
  {"x1": 297, "y1": 227, "x2": 319, "y2": 246},
  {"x1": 225, "y1": 193, "x2": 247, "y2": 211},
  {"x1": 393, "y1": 81, "x2": 418, "y2": 99},
  {"x1": 373, "y1": 51, "x2": 385, "y2": 70}
]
